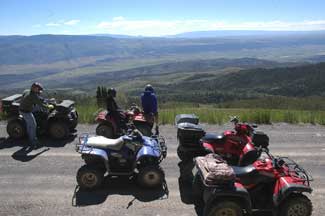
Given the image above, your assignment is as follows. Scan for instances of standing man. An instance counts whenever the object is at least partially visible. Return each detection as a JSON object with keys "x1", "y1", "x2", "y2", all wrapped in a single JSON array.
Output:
[
  {"x1": 141, "y1": 84, "x2": 159, "y2": 134},
  {"x1": 106, "y1": 88, "x2": 126, "y2": 134},
  {"x1": 19, "y1": 82, "x2": 49, "y2": 148}
]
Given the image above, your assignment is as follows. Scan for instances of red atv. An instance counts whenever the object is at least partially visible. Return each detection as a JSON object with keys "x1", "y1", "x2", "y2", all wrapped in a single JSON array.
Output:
[
  {"x1": 193, "y1": 149, "x2": 313, "y2": 216},
  {"x1": 201, "y1": 116, "x2": 268, "y2": 166},
  {"x1": 177, "y1": 116, "x2": 267, "y2": 166},
  {"x1": 95, "y1": 104, "x2": 154, "y2": 138}
]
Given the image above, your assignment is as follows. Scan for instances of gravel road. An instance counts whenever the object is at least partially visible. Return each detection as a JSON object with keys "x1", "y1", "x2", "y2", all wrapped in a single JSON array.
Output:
[{"x1": 0, "y1": 122, "x2": 324, "y2": 216}]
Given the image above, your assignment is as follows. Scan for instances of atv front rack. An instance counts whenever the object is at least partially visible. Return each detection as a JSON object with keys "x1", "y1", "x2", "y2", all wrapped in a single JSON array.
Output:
[
  {"x1": 75, "y1": 133, "x2": 94, "y2": 154},
  {"x1": 279, "y1": 156, "x2": 313, "y2": 186}
]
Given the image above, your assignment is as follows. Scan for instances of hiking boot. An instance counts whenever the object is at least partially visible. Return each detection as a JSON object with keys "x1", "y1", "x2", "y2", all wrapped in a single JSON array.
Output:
[{"x1": 32, "y1": 141, "x2": 42, "y2": 149}]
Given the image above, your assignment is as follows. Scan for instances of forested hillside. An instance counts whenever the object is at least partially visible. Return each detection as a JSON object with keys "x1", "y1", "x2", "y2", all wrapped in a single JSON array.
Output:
[{"x1": 144, "y1": 62, "x2": 325, "y2": 103}]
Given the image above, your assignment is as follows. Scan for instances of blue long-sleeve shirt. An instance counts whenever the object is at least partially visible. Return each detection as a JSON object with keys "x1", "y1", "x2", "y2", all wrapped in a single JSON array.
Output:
[{"x1": 141, "y1": 91, "x2": 158, "y2": 114}]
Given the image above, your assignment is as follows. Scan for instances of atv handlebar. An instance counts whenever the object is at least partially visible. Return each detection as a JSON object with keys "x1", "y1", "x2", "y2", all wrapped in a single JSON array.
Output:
[
  {"x1": 125, "y1": 128, "x2": 143, "y2": 140},
  {"x1": 230, "y1": 116, "x2": 257, "y2": 136}
]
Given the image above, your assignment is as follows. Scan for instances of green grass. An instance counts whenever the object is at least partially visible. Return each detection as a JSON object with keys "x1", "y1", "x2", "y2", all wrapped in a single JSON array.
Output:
[
  {"x1": 71, "y1": 103, "x2": 325, "y2": 125},
  {"x1": 159, "y1": 108, "x2": 325, "y2": 125},
  {"x1": 2, "y1": 102, "x2": 325, "y2": 125},
  {"x1": 76, "y1": 103, "x2": 100, "y2": 124}
]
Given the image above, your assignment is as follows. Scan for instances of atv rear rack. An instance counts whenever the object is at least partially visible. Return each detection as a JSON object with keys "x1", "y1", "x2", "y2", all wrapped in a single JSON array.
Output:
[{"x1": 159, "y1": 136, "x2": 167, "y2": 159}]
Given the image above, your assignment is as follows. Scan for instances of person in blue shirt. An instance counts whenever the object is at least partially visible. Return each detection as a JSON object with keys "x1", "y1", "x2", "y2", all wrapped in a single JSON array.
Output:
[{"x1": 141, "y1": 84, "x2": 159, "y2": 134}]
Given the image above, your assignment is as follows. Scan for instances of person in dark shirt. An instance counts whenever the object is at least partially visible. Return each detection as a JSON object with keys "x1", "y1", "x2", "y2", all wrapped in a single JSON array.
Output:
[
  {"x1": 106, "y1": 88, "x2": 126, "y2": 134},
  {"x1": 106, "y1": 88, "x2": 119, "y2": 112},
  {"x1": 19, "y1": 82, "x2": 50, "y2": 148},
  {"x1": 141, "y1": 84, "x2": 159, "y2": 134}
]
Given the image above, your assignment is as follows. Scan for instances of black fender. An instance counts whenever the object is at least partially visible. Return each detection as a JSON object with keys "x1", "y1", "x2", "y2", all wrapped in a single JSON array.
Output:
[
  {"x1": 204, "y1": 185, "x2": 252, "y2": 215},
  {"x1": 97, "y1": 121, "x2": 116, "y2": 132},
  {"x1": 7, "y1": 116, "x2": 26, "y2": 128},
  {"x1": 7, "y1": 113, "x2": 24, "y2": 121},
  {"x1": 274, "y1": 183, "x2": 312, "y2": 207},
  {"x1": 48, "y1": 115, "x2": 73, "y2": 128},
  {"x1": 137, "y1": 155, "x2": 160, "y2": 168},
  {"x1": 81, "y1": 154, "x2": 107, "y2": 171},
  {"x1": 48, "y1": 112, "x2": 70, "y2": 122}
]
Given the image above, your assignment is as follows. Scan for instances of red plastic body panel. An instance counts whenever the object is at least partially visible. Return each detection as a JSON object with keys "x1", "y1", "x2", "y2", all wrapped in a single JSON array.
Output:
[
  {"x1": 234, "y1": 182, "x2": 245, "y2": 189},
  {"x1": 203, "y1": 128, "x2": 253, "y2": 160},
  {"x1": 202, "y1": 142, "x2": 215, "y2": 152},
  {"x1": 133, "y1": 113, "x2": 147, "y2": 122}
]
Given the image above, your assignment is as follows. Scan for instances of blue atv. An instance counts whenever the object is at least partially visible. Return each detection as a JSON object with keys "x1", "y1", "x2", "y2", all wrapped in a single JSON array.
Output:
[{"x1": 75, "y1": 130, "x2": 167, "y2": 190}]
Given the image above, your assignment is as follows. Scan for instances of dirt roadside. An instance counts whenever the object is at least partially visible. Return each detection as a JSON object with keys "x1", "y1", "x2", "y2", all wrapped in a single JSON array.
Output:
[{"x1": 0, "y1": 122, "x2": 324, "y2": 216}]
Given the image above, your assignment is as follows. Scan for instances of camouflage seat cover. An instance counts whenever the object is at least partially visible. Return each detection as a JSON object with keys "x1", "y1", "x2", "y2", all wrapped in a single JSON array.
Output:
[{"x1": 195, "y1": 153, "x2": 235, "y2": 186}]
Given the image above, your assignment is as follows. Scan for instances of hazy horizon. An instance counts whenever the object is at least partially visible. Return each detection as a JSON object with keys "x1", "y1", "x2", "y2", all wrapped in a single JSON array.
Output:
[{"x1": 1, "y1": 0, "x2": 325, "y2": 36}]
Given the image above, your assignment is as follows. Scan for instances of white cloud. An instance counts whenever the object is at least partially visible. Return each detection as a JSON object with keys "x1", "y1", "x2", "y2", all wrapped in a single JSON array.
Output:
[
  {"x1": 64, "y1": 19, "x2": 80, "y2": 26},
  {"x1": 96, "y1": 18, "x2": 325, "y2": 36},
  {"x1": 32, "y1": 24, "x2": 41, "y2": 28},
  {"x1": 46, "y1": 22, "x2": 61, "y2": 27},
  {"x1": 45, "y1": 19, "x2": 80, "y2": 27},
  {"x1": 112, "y1": 16, "x2": 125, "y2": 21}
]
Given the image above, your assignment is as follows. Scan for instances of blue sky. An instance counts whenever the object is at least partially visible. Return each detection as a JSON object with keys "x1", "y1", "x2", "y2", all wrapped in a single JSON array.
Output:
[{"x1": 1, "y1": 0, "x2": 325, "y2": 36}]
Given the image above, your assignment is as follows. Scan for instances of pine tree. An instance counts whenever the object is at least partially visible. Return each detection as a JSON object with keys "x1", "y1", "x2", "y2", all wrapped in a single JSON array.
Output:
[{"x1": 96, "y1": 86, "x2": 101, "y2": 98}]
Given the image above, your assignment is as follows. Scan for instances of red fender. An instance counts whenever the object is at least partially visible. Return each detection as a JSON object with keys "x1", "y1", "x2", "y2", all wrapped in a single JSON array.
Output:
[{"x1": 202, "y1": 142, "x2": 215, "y2": 153}]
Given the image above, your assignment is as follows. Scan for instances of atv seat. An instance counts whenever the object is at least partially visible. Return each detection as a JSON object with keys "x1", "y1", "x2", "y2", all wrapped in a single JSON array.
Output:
[
  {"x1": 201, "y1": 133, "x2": 225, "y2": 144},
  {"x1": 86, "y1": 136, "x2": 125, "y2": 151},
  {"x1": 232, "y1": 165, "x2": 257, "y2": 178}
]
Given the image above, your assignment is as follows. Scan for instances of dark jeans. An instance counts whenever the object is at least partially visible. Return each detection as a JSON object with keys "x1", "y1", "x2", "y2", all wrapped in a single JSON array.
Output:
[
  {"x1": 20, "y1": 111, "x2": 38, "y2": 146},
  {"x1": 110, "y1": 111, "x2": 127, "y2": 131}
]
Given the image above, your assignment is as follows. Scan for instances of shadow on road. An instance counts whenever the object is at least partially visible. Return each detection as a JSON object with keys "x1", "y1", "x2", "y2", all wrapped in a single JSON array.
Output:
[
  {"x1": 0, "y1": 134, "x2": 77, "y2": 162},
  {"x1": 72, "y1": 176, "x2": 168, "y2": 208},
  {"x1": 11, "y1": 146, "x2": 50, "y2": 162},
  {"x1": 0, "y1": 134, "x2": 77, "y2": 150}
]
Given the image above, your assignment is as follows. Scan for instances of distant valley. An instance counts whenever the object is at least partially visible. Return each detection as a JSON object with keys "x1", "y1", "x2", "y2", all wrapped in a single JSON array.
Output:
[{"x1": 0, "y1": 32, "x2": 325, "y2": 105}]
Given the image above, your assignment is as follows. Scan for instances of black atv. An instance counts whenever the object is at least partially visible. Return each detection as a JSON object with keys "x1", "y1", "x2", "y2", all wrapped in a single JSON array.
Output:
[{"x1": 2, "y1": 94, "x2": 78, "y2": 140}]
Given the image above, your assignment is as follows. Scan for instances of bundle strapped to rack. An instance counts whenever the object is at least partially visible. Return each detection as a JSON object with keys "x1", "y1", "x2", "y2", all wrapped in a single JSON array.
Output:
[{"x1": 195, "y1": 153, "x2": 235, "y2": 187}]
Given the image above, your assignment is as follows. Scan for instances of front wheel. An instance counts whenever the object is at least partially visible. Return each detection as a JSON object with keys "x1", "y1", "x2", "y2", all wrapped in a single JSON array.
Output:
[
  {"x1": 137, "y1": 166, "x2": 164, "y2": 188},
  {"x1": 204, "y1": 201, "x2": 243, "y2": 216},
  {"x1": 48, "y1": 121, "x2": 69, "y2": 139},
  {"x1": 96, "y1": 124, "x2": 115, "y2": 138},
  {"x1": 76, "y1": 165, "x2": 104, "y2": 190},
  {"x1": 278, "y1": 194, "x2": 313, "y2": 216},
  {"x1": 7, "y1": 119, "x2": 26, "y2": 139}
]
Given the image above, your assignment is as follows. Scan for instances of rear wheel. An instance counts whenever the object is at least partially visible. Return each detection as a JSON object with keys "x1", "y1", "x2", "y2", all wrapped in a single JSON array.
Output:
[
  {"x1": 48, "y1": 121, "x2": 69, "y2": 139},
  {"x1": 7, "y1": 120, "x2": 26, "y2": 139},
  {"x1": 96, "y1": 124, "x2": 114, "y2": 138},
  {"x1": 137, "y1": 166, "x2": 164, "y2": 188},
  {"x1": 279, "y1": 194, "x2": 313, "y2": 216},
  {"x1": 76, "y1": 165, "x2": 104, "y2": 190},
  {"x1": 205, "y1": 201, "x2": 243, "y2": 216}
]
